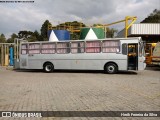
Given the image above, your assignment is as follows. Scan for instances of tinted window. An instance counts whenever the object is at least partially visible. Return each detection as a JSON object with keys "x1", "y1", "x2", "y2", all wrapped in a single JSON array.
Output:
[{"x1": 122, "y1": 43, "x2": 127, "y2": 55}]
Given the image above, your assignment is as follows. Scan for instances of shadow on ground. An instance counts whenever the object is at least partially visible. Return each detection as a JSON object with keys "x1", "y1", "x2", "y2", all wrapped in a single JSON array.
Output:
[
  {"x1": 145, "y1": 65, "x2": 160, "y2": 71},
  {"x1": 14, "y1": 69, "x2": 138, "y2": 75}
]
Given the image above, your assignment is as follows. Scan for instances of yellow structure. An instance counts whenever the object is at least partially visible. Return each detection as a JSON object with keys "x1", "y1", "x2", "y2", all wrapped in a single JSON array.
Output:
[
  {"x1": 48, "y1": 16, "x2": 137, "y2": 38},
  {"x1": 48, "y1": 21, "x2": 85, "y2": 33},
  {"x1": 104, "y1": 16, "x2": 137, "y2": 38},
  {"x1": 0, "y1": 45, "x2": 4, "y2": 66},
  {"x1": 0, "y1": 43, "x2": 16, "y2": 66},
  {"x1": 5, "y1": 54, "x2": 9, "y2": 66},
  {"x1": 152, "y1": 42, "x2": 160, "y2": 66},
  {"x1": 5, "y1": 45, "x2": 9, "y2": 66},
  {"x1": 145, "y1": 43, "x2": 157, "y2": 65}
]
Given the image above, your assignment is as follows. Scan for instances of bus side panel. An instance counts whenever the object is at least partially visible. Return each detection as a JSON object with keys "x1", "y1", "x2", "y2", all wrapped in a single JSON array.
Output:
[
  {"x1": 28, "y1": 60, "x2": 42, "y2": 69},
  {"x1": 115, "y1": 58, "x2": 128, "y2": 70},
  {"x1": 20, "y1": 53, "x2": 128, "y2": 71},
  {"x1": 42, "y1": 53, "x2": 128, "y2": 70},
  {"x1": 28, "y1": 54, "x2": 45, "y2": 69},
  {"x1": 20, "y1": 55, "x2": 28, "y2": 69}
]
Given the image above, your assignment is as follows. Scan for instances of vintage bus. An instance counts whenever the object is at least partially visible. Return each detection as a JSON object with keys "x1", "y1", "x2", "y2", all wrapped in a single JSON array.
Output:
[{"x1": 16, "y1": 37, "x2": 146, "y2": 74}]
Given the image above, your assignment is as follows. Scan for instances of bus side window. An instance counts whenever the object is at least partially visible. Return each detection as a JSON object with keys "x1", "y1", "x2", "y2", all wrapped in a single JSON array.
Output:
[
  {"x1": 122, "y1": 43, "x2": 127, "y2": 55},
  {"x1": 57, "y1": 42, "x2": 70, "y2": 54},
  {"x1": 21, "y1": 44, "x2": 28, "y2": 54}
]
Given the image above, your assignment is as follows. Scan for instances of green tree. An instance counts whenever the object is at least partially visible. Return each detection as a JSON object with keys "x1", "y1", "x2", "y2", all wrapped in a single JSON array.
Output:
[
  {"x1": 70, "y1": 33, "x2": 80, "y2": 40},
  {"x1": 16, "y1": 30, "x2": 41, "y2": 42},
  {"x1": 7, "y1": 33, "x2": 18, "y2": 43},
  {"x1": 141, "y1": 9, "x2": 160, "y2": 23},
  {"x1": 93, "y1": 24, "x2": 104, "y2": 27},
  {"x1": 33, "y1": 30, "x2": 40, "y2": 40},
  {"x1": 27, "y1": 35, "x2": 37, "y2": 42},
  {"x1": 0, "y1": 34, "x2": 6, "y2": 43},
  {"x1": 27, "y1": 30, "x2": 41, "y2": 42},
  {"x1": 40, "y1": 20, "x2": 52, "y2": 41},
  {"x1": 106, "y1": 28, "x2": 118, "y2": 38},
  {"x1": 18, "y1": 30, "x2": 34, "y2": 40}
]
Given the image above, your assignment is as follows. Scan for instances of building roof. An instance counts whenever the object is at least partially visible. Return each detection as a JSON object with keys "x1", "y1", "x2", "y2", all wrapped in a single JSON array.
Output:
[{"x1": 117, "y1": 23, "x2": 160, "y2": 37}]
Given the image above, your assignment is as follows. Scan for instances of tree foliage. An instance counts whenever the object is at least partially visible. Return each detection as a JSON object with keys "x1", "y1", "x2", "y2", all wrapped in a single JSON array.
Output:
[
  {"x1": 93, "y1": 24, "x2": 104, "y2": 27},
  {"x1": 18, "y1": 31, "x2": 33, "y2": 39},
  {"x1": 1, "y1": 20, "x2": 49, "y2": 43},
  {"x1": 40, "y1": 20, "x2": 52, "y2": 41},
  {"x1": 17, "y1": 30, "x2": 41, "y2": 42},
  {"x1": 141, "y1": 9, "x2": 160, "y2": 23},
  {"x1": 106, "y1": 28, "x2": 118, "y2": 38},
  {"x1": 7, "y1": 33, "x2": 18, "y2": 43},
  {"x1": 0, "y1": 34, "x2": 6, "y2": 43}
]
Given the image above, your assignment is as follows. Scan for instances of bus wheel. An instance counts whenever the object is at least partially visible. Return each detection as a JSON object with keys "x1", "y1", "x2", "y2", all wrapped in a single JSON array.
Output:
[
  {"x1": 105, "y1": 63, "x2": 117, "y2": 74},
  {"x1": 43, "y1": 63, "x2": 54, "y2": 73}
]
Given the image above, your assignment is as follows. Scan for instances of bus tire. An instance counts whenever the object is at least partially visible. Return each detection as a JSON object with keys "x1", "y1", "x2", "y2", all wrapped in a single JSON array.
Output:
[
  {"x1": 43, "y1": 62, "x2": 54, "y2": 73},
  {"x1": 104, "y1": 63, "x2": 118, "y2": 74}
]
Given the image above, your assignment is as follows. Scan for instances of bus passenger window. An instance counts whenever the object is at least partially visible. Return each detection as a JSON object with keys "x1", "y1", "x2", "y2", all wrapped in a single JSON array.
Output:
[
  {"x1": 86, "y1": 41, "x2": 101, "y2": 53},
  {"x1": 21, "y1": 44, "x2": 28, "y2": 54},
  {"x1": 28, "y1": 43, "x2": 40, "y2": 54},
  {"x1": 102, "y1": 41, "x2": 119, "y2": 53},
  {"x1": 71, "y1": 42, "x2": 85, "y2": 53},
  {"x1": 57, "y1": 42, "x2": 70, "y2": 54}
]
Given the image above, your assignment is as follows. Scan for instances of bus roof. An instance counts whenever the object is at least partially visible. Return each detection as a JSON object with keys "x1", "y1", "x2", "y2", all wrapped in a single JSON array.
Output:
[{"x1": 20, "y1": 37, "x2": 141, "y2": 44}]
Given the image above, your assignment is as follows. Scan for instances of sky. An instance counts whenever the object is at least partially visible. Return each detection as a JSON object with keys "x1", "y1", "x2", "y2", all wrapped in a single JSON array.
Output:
[{"x1": 0, "y1": 0, "x2": 159, "y2": 38}]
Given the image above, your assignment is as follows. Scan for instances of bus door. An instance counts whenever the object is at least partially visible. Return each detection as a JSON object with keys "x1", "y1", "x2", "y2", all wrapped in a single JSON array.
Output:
[{"x1": 128, "y1": 44, "x2": 138, "y2": 70}]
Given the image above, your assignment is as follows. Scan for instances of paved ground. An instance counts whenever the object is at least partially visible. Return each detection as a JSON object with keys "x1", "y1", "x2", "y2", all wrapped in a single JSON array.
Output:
[{"x1": 0, "y1": 67, "x2": 160, "y2": 120}]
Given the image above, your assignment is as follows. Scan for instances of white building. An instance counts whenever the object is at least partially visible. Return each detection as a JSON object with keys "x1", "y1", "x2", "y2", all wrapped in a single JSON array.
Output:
[{"x1": 117, "y1": 23, "x2": 160, "y2": 43}]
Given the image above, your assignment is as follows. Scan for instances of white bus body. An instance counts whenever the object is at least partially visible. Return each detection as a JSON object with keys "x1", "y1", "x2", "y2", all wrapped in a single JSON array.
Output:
[{"x1": 17, "y1": 37, "x2": 146, "y2": 73}]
